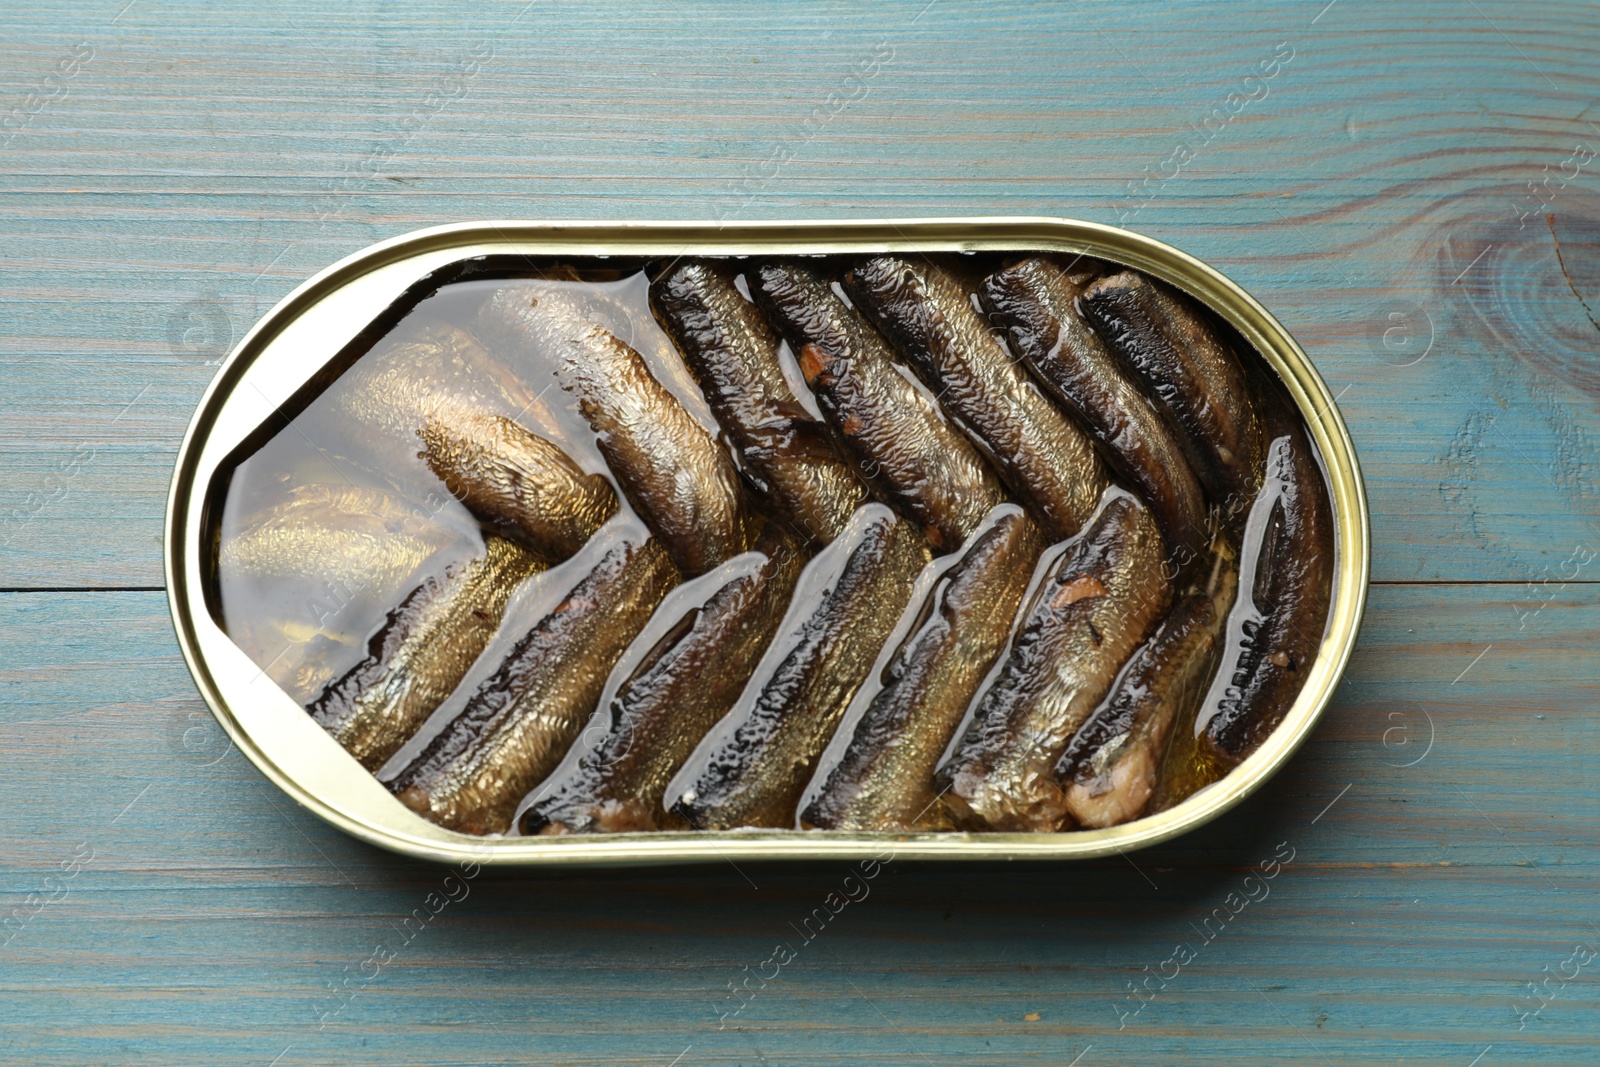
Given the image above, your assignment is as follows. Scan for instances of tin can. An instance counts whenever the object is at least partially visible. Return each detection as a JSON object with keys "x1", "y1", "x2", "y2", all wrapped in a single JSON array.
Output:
[{"x1": 165, "y1": 218, "x2": 1369, "y2": 866}]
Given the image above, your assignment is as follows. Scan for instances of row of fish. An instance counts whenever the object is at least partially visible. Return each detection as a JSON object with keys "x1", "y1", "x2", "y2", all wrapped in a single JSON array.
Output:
[{"x1": 219, "y1": 251, "x2": 1334, "y2": 837}]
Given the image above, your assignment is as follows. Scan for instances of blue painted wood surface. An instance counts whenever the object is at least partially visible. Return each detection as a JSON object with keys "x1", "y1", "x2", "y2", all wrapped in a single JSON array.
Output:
[{"x1": 2, "y1": 1, "x2": 1597, "y2": 1064}]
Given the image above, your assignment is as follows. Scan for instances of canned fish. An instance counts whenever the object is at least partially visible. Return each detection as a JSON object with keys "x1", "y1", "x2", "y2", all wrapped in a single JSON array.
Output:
[{"x1": 165, "y1": 218, "x2": 1369, "y2": 865}]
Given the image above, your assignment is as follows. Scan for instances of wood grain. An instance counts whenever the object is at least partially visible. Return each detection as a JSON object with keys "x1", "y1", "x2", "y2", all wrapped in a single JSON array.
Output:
[{"x1": 1, "y1": 0, "x2": 1597, "y2": 1063}]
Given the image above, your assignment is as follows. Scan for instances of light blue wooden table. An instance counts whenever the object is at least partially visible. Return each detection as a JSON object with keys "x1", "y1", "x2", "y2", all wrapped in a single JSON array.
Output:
[{"x1": 3, "y1": 2, "x2": 1597, "y2": 1064}]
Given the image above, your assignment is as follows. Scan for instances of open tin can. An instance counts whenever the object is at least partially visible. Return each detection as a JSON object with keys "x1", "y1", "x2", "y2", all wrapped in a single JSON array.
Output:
[{"x1": 165, "y1": 218, "x2": 1369, "y2": 866}]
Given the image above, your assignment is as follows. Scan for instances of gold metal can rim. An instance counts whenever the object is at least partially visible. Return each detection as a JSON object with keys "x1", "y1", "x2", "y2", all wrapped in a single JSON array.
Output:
[{"x1": 164, "y1": 217, "x2": 1371, "y2": 866}]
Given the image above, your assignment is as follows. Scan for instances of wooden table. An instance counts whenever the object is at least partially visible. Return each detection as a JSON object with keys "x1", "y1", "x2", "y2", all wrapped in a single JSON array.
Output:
[{"x1": 3, "y1": 2, "x2": 1596, "y2": 1063}]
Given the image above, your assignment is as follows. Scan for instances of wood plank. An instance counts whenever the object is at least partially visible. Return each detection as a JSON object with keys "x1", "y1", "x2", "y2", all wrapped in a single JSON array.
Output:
[
  {"x1": 2, "y1": 1, "x2": 1599, "y2": 585},
  {"x1": 0, "y1": 584, "x2": 1594, "y2": 1065},
  {"x1": 2, "y1": 2, "x2": 1597, "y2": 1064}
]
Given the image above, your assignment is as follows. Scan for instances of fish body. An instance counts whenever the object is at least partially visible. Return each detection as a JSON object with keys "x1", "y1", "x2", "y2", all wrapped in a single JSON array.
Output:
[
  {"x1": 558, "y1": 325, "x2": 753, "y2": 577},
  {"x1": 844, "y1": 255, "x2": 1108, "y2": 540},
  {"x1": 1198, "y1": 411, "x2": 1334, "y2": 763},
  {"x1": 306, "y1": 423, "x2": 614, "y2": 770},
  {"x1": 750, "y1": 262, "x2": 1006, "y2": 552},
  {"x1": 477, "y1": 281, "x2": 752, "y2": 573},
  {"x1": 390, "y1": 523, "x2": 680, "y2": 835},
  {"x1": 472, "y1": 283, "x2": 626, "y2": 439},
  {"x1": 669, "y1": 504, "x2": 931, "y2": 830},
  {"x1": 803, "y1": 506, "x2": 1045, "y2": 831},
  {"x1": 319, "y1": 313, "x2": 618, "y2": 552},
  {"x1": 218, "y1": 484, "x2": 448, "y2": 598},
  {"x1": 981, "y1": 257, "x2": 1208, "y2": 556},
  {"x1": 936, "y1": 492, "x2": 1171, "y2": 831},
  {"x1": 309, "y1": 535, "x2": 545, "y2": 769},
  {"x1": 1059, "y1": 562, "x2": 1238, "y2": 828},
  {"x1": 327, "y1": 321, "x2": 541, "y2": 461},
  {"x1": 216, "y1": 484, "x2": 457, "y2": 702},
  {"x1": 651, "y1": 261, "x2": 864, "y2": 543},
  {"x1": 420, "y1": 413, "x2": 617, "y2": 560},
  {"x1": 522, "y1": 523, "x2": 805, "y2": 834},
  {"x1": 1080, "y1": 271, "x2": 1265, "y2": 507}
]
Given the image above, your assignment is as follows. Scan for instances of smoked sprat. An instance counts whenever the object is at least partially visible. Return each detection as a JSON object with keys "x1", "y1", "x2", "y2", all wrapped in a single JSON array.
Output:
[{"x1": 212, "y1": 248, "x2": 1335, "y2": 840}]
